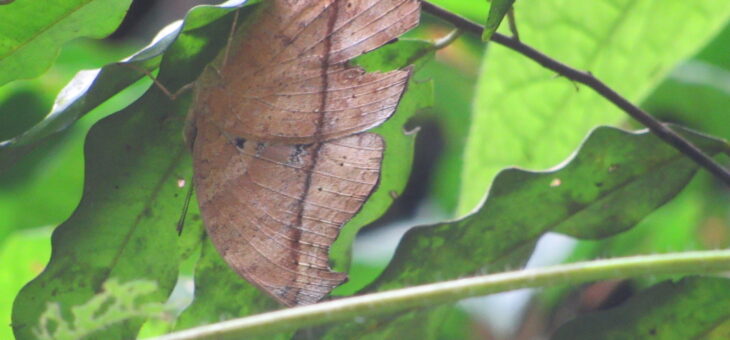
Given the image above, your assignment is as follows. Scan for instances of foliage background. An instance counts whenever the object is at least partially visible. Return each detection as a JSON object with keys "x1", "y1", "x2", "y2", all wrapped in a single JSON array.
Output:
[{"x1": 0, "y1": 0, "x2": 728, "y2": 339}]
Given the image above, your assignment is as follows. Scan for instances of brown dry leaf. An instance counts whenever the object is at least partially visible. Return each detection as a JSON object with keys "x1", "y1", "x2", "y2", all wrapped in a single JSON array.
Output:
[{"x1": 189, "y1": 0, "x2": 420, "y2": 306}]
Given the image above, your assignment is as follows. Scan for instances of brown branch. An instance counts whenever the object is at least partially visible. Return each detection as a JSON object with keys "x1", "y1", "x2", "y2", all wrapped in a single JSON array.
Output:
[{"x1": 421, "y1": 1, "x2": 730, "y2": 186}]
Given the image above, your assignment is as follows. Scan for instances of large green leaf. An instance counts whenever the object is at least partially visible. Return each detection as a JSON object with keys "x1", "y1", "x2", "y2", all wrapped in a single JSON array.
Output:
[
  {"x1": 0, "y1": 0, "x2": 250, "y2": 170},
  {"x1": 552, "y1": 277, "x2": 730, "y2": 339},
  {"x1": 0, "y1": 40, "x2": 143, "y2": 247},
  {"x1": 695, "y1": 21, "x2": 730, "y2": 70},
  {"x1": 0, "y1": 41, "x2": 165, "y2": 152},
  {"x1": 426, "y1": 0, "x2": 488, "y2": 23},
  {"x1": 460, "y1": 0, "x2": 730, "y2": 214},
  {"x1": 0, "y1": 0, "x2": 132, "y2": 86},
  {"x1": 311, "y1": 126, "x2": 728, "y2": 338},
  {"x1": 373, "y1": 126, "x2": 728, "y2": 291},
  {"x1": 11, "y1": 88, "x2": 188, "y2": 340},
  {"x1": 10, "y1": 3, "x2": 257, "y2": 339}
]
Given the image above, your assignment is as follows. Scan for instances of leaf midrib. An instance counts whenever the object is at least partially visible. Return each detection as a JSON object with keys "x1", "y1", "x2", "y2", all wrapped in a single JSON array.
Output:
[
  {"x1": 96, "y1": 144, "x2": 187, "y2": 292},
  {"x1": 1, "y1": 0, "x2": 97, "y2": 60}
]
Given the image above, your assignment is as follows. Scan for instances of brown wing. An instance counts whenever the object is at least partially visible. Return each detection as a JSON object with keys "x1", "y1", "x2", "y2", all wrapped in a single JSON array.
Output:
[
  {"x1": 191, "y1": 0, "x2": 419, "y2": 306},
  {"x1": 193, "y1": 0, "x2": 420, "y2": 144},
  {"x1": 193, "y1": 114, "x2": 384, "y2": 305}
]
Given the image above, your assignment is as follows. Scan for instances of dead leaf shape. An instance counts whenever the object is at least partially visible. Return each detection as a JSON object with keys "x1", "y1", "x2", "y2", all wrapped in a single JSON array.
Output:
[{"x1": 189, "y1": 0, "x2": 420, "y2": 306}]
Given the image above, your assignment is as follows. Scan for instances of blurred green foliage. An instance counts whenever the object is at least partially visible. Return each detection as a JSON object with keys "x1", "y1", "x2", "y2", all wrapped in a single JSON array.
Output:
[
  {"x1": 0, "y1": 228, "x2": 51, "y2": 340},
  {"x1": 0, "y1": 0, "x2": 728, "y2": 339},
  {"x1": 0, "y1": 0, "x2": 132, "y2": 85},
  {"x1": 553, "y1": 277, "x2": 730, "y2": 340}
]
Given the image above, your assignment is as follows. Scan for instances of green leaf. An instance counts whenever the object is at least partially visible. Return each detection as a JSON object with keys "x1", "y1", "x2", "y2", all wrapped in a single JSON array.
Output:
[
  {"x1": 0, "y1": 0, "x2": 132, "y2": 86},
  {"x1": 174, "y1": 239, "x2": 281, "y2": 332},
  {"x1": 544, "y1": 27, "x2": 730, "y2": 306},
  {"x1": 34, "y1": 279, "x2": 165, "y2": 340},
  {"x1": 353, "y1": 39, "x2": 435, "y2": 72},
  {"x1": 373, "y1": 126, "x2": 728, "y2": 291},
  {"x1": 482, "y1": 0, "x2": 516, "y2": 41},
  {"x1": 331, "y1": 39, "x2": 435, "y2": 274},
  {"x1": 552, "y1": 277, "x2": 730, "y2": 340},
  {"x1": 426, "y1": 0, "x2": 489, "y2": 23},
  {"x1": 11, "y1": 87, "x2": 189, "y2": 340},
  {"x1": 10, "y1": 3, "x2": 258, "y2": 338},
  {"x1": 695, "y1": 22, "x2": 730, "y2": 70},
  {"x1": 0, "y1": 42, "x2": 165, "y2": 151},
  {"x1": 313, "y1": 125, "x2": 728, "y2": 337},
  {"x1": 460, "y1": 0, "x2": 730, "y2": 215},
  {"x1": 0, "y1": 0, "x2": 253, "y2": 166}
]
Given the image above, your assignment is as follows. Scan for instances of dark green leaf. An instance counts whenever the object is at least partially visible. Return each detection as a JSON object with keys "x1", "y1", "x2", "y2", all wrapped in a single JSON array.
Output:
[
  {"x1": 371, "y1": 126, "x2": 727, "y2": 291},
  {"x1": 174, "y1": 239, "x2": 280, "y2": 332},
  {"x1": 482, "y1": 0, "x2": 516, "y2": 41},
  {"x1": 10, "y1": 3, "x2": 258, "y2": 339},
  {"x1": 0, "y1": 1, "x2": 255, "y2": 167},
  {"x1": 353, "y1": 39, "x2": 434, "y2": 72},
  {"x1": 11, "y1": 88, "x2": 189, "y2": 340},
  {"x1": 314, "y1": 126, "x2": 728, "y2": 337},
  {"x1": 34, "y1": 279, "x2": 165, "y2": 340},
  {"x1": 0, "y1": 0, "x2": 132, "y2": 86},
  {"x1": 552, "y1": 277, "x2": 730, "y2": 340}
]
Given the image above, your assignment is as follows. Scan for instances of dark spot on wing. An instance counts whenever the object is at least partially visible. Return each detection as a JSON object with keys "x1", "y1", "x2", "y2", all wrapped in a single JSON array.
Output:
[
  {"x1": 289, "y1": 143, "x2": 313, "y2": 164},
  {"x1": 255, "y1": 142, "x2": 266, "y2": 155},
  {"x1": 235, "y1": 137, "x2": 247, "y2": 149}
]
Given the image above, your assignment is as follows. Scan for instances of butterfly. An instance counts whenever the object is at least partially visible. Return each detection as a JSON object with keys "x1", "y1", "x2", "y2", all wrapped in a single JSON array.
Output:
[{"x1": 187, "y1": 0, "x2": 420, "y2": 306}]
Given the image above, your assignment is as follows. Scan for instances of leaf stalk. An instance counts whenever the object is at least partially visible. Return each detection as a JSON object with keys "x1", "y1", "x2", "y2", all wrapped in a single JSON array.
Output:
[{"x1": 152, "y1": 250, "x2": 730, "y2": 340}]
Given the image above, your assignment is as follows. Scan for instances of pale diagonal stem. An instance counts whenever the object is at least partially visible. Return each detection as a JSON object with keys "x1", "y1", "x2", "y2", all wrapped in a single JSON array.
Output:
[
  {"x1": 421, "y1": 1, "x2": 730, "y2": 186},
  {"x1": 151, "y1": 250, "x2": 730, "y2": 340}
]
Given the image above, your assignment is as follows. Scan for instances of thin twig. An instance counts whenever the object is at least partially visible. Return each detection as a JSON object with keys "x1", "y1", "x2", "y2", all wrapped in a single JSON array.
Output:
[
  {"x1": 152, "y1": 250, "x2": 730, "y2": 340},
  {"x1": 421, "y1": 1, "x2": 730, "y2": 186}
]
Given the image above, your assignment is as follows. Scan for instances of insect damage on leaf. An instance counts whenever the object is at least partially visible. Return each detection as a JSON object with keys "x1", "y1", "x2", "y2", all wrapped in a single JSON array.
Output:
[{"x1": 189, "y1": 0, "x2": 420, "y2": 306}]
